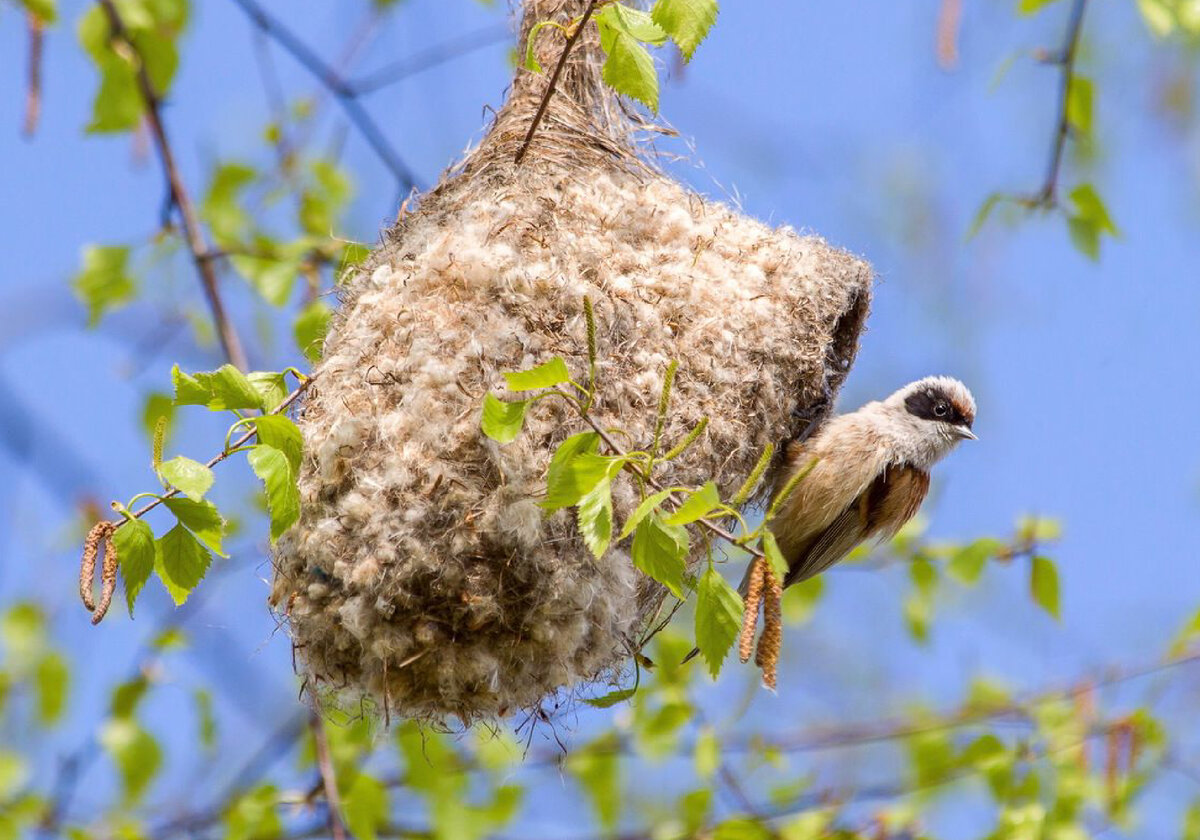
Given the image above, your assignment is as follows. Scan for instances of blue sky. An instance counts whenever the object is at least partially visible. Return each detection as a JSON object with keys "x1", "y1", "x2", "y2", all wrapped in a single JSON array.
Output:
[{"x1": 2, "y1": 0, "x2": 1199, "y2": 834}]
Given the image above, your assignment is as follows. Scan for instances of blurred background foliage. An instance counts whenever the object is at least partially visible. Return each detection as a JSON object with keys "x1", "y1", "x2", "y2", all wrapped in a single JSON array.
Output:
[{"x1": 3, "y1": 0, "x2": 1200, "y2": 838}]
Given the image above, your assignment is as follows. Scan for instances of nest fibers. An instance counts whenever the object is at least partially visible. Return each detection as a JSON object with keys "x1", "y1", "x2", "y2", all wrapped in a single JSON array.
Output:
[{"x1": 269, "y1": 0, "x2": 873, "y2": 723}]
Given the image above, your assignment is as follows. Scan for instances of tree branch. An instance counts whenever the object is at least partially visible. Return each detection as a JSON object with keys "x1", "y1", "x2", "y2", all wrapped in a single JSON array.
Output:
[
  {"x1": 1032, "y1": 0, "x2": 1088, "y2": 207},
  {"x1": 348, "y1": 24, "x2": 512, "y2": 96},
  {"x1": 228, "y1": 0, "x2": 420, "y2": 194},
  {"x1": 515, "y1": 0, "x2": 600, "y2": 165},
  {"x1": 309, "y1": 712, "x2": 348, "y2": 840},
  {"x1": 97, "y1": 0, "x2": 249, "y2": 370}
]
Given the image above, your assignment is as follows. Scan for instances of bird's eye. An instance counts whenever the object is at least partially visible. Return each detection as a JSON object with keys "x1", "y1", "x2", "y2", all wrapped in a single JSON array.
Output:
[{"x1": 934, "y1": 402, "x2": 949, "y2": 417}]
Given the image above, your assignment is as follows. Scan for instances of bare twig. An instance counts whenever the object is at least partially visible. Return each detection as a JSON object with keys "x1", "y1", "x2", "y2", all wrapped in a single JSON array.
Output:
[
  {"x1": 349, "y1": 24, "x2": 512, "y2": 95},
  {"x1": 515, "y1": 0, "x2": 600, "y2": 165},
  {"x1": 309, "y1": 712, "x2": 348, "y2": 840},
  {"x1": 228, "y1": 0, "x2": 420, "y2": 193},
  {"x1": 23, "y1": 12, "x2": 44, "y2": 137},
  {"x1": 96, "y1": 0, "x2": 249, "y2": 371},
  {"x1": 1032, "y1": 0, "x2": 1089, "y2": 207}
]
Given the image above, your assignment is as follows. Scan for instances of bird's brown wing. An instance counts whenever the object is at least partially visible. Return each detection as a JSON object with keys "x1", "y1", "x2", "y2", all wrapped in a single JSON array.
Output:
[{"x1": 781, "y1": 463, "x2": 930, "y2": 588}]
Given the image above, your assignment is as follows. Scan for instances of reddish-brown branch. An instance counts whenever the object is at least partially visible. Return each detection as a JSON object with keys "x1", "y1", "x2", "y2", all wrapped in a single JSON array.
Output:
[
  {"x1": 515, "y1": 0, "x2": 601, "y2": 165},
  {"x1": 309, "y1": 712, "x2": 348, "y2": 840},
  {"x1": 96, "y1": 0, "x2": 249, "y2": 371},
  {"x1": 1033, "y1": 0, "x2": 1089, "y2": 207},
  {"x1": 23, "y1": 12, "x2": 44, "y2": 138}
]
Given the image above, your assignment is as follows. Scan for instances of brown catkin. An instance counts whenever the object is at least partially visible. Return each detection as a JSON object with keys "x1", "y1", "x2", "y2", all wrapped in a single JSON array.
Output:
[
  {"x1": 737, "y1": 557, "x2": 766, "y2": 664},
  {"x1": 91, "y1": 527, "x2": 120, "y2": 625},
  {"x1": 79, "y1": 521, "x2": 114, "y2": 612},
  {"x1": 755, "y1": 565, "x2": 783, "y2": 690}
]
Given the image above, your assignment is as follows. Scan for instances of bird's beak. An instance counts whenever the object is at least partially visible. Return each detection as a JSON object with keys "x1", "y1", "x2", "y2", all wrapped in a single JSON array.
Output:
[{"x1": 956, "y1": 426, "x2": 978, "y2": 441}]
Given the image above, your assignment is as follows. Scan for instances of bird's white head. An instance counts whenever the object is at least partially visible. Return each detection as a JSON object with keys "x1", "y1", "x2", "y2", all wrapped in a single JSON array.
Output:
[{"x1": 881, "y1": 376, "x2": 977, "y2": 468}]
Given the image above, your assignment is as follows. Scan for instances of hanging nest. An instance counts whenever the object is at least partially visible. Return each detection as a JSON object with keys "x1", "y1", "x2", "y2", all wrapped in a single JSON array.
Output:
[{"x1": 269, "y1": 0, "x2": 873, "y2": 723}]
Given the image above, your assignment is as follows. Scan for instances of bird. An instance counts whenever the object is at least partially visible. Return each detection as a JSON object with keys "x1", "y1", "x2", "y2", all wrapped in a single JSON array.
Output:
[{"x1": 683, "y1": 376, "x2": 976, "y2": 664}]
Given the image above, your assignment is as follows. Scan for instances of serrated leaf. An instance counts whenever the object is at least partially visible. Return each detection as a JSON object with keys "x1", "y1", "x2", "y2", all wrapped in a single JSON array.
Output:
[
  {"x1": 100, "y1": 718, "x2": 162, "y2": 803},
  {"x1": 154, "y1": 523, "x2": 212, "y2": 605},
  {"x1": 253, "y1": 415, "x2": 303, "y2": 472},
  {"x1": 577, "y1": 478, "x2": 614, "y2": 558},
  {"x1": 294, "y1": 300, "x2": 332, "y2": 362},
  {"x1": 342, "y1": 774, "x2": 388, "y2": 840},
  {"x1": 582, "y1": 687, "x2": 637, "y2": 708},
  {"x1": 598, "y1": 23, "x2": 659, "y2": 112},
  {"x1": 761, "y1": 531, "x2": 789, "y2": 581},
  {"x1": 601, "y1": 3, "x2": 669, "y2": 45},
  {"x1": 34, "y1": 653, "x2": 69, "y2": 726},
  {"x1": 171, "y1": 364, "x2": 264, "y2": 411},
  {"x1": 631, "y1": 515, "x2": 688, "y2": 599},
  {"x1": 651, "y1": 0, "x2": 718, "y2": 60},
  {"x1": 620, "y1": 488, "x2": 674, "y2": 539},
  {"x1": 73, "y1": 245, "x2": 135, "y2": 326},
  {"x1": 247, "y1": 371, "x2": 289, "y2": 413},
  {"x1": 545, "y1": 432, "x2": 600, "y2": 505},
  {"x1": 543, "y1": 452, "x2": 623, "y2": 511},
  {"x1": 1030, "y1": 555, "x2": 1061, "y2": 619},
  {"x1": 113, "y1": 519, "x2": 155, "y2": 615},
  {"x1": 502, "y1": 356, "x2": 571, "y2": 391},
  {"x1": 664, "y1": 481, "x2": 720, "y2": 526},
  {"x1": 481, "y1": 393, "x2": 528, "y2": 444},
  {"x1": 694, "y1": 564, "x2": 742, "y2": 678},
  {"x1": 1066, "y1": 74, "x2": 1093, "y2": 135},
  {"x1": 163, "y1": 497, "x2": 227, "y2": 557},
  {"x1": 248, "y1": 444, "x2": 301, "y2": 542},
  {"x1": 159, "y1": 456, "x2": 214, "y2": 502}
]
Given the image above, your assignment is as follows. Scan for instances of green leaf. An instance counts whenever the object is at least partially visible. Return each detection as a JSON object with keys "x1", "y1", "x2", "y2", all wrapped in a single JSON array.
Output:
[
  {"x1": 0, "y1": 751, "x2": 30, "y2": 801},
  {"x1": 230, "y1": 254, "x2": 299, "y2": 306},
  {"x1": 294, "y1": 300, "x2": 332, "y2": 362},
  {"x1": 713, "y1": 818, "x2": 773, "y2": 840},
  {"x1": 481, "y1": 393, "x2": 528, "y2": 444},
  {"x1": 342, "y1": 774, "x2": 388, "y2": 840},
  {"x1": 225, "y1": 785, "x2": 283, "y2": 840},
  {"x1": 904, "y1": 590, "x2": 932, "y2": 643},
  {"x1": 523, "y1": 19, "x2": 560, "y2": 72},
  {"x1": 99, "y1": 718, "x2": 162, "y2": 803},
  {"x1": 163, "y1": 497, "x2": 227, "y2": 557},
  {"x1": 582, "y1": 687, "x2": 637, "y2": 708},
  {"x1": 1169, "y1": 607, "x2": 1200, "y2": 657},
  {"x1": 1137, "y1": 0, "x2": 1177, "y2": 37},
  {"x1": 502, "y1": 356, "x2": 571, "y2": 391},
  {"x1": 631, "y1": 515, "x2": 689, "y2": 599},
  {"x1": 201, "y1": 162, "x2": 256, "y2": 247},
  {"x1": 694, "y1": 564, "x2": 742, "y2": 678},
  {"x1": 947, "y1": 538, "x2": 1002, "y2": 584},
  {"x1": 253, "y1": 415, "x2": 303, "y2": 472},
  {"x1": 154, "y1": 523, "x2": 213, "y2": 605},
  {"x1": 577, "y1": 478, "x2": 614, "y2": 559},
  {"x1": 1069, "y1": 183, "x2": 1119, "y2": 235},
  {"x1": 967, "y1": 193, "x2": 1004, "y2": 239},
  {"x1": 299, "y1": 159, "x2": 353, "y2": 236},
  {"x1": 1, "y1": 603, "x2": 45, "y2": 671},
  {"x1": 73, "y1": 245, "x2": 135, "y2": 326},
  {"x1": 619, "y1": 487, "x2": 674, "y2": 539},
  {"x1": 566, "y1": 735, "x2": 619, "y2": 832},
  {"x1": 113, "y1": 518, "x2": 155, "y2": 614},
  {"x1": 248, "y1": 444, "x2": 302, "y2": 542},
  {"x1": 1016, "y1": 0, "x2": 1064, "y2": 14},
  {"x1": 651, "y1": 0, "x2": 718, "y2": 60},
  {"x1": 141, "y1": 391, "x2": 175, "y2": 445},
  {"x1": 663, "y1": 480, "x2": 720, "y2": 526},
  {"x1": 1066, "y1": 74, "x2": 1093, "y2": 135},
  {"x1": 171, "y1": 364, "x2": 265, "y2": 411},
  {"x1": 693, "y1": 726, "x2": 719, "y2": 780},
  {"x1": 545, "y1": 432, "x2": 601, "y2": 505},
  {"x1": 543, "y1": 452, "x2": 623, "y2": 511},
  {"x1": 1030, "y1": 555, "x2": 1061, "y2": 619},
  {"x1": 1184, "y1": 798, "x2": 1200, "y2": 840},
  {"x1": 761, "y1": 531, "x2": 789, "y2": 581},
  {"x1": 911, "y1": 555, "x2": 937, "y2": 595},
  {"x1": 19, "y1": 0, "x2": 57, "y2": 24},
  {"x1": 194, "y1": 688, "x2": 217, "y2": 752},
  {"x1": 1067, "y1": 216, "x2": 1100, "y2": 261},
  {"x1": 159, "y1": 456, "x2": 214, "y2": 502},
  {"x1": 781, "y1": 575, "x2": 823, "y2": 625},
  {"x1": 598, "y1": 12, "x2": 660, "y2": 112},
  {"x1": 34, "y1": 652, "x2": 69, "y2": 726},
  {"x1": 247, "y1": 371, "x2": 290, "y2": 413}
]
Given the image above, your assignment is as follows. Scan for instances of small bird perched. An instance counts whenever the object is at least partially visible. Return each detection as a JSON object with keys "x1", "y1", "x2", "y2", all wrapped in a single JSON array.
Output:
[{"x1": 684, "y1": 376, "x2": 976, "y2": 663}]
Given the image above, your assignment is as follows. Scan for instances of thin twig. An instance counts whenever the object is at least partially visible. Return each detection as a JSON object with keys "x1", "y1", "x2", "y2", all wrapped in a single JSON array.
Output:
[
  {"x1": 1033, "y1": 0, "x2": 1088, "y2": 207},
  {"x1": 228, "y1": 0, "x2": 420, "y2": 193},
  {"x1": 309, "y1": 712, "x2": 348, "y2": 840},
  {"x1": 349, "y1": 24, "x2": 512, "y2": 95},
  {"x1": 515, "y1": 0, "x2": 600, "y2": 165},
  {"x1": 22, "y1": 12, "x2": 44, "y2": 138},
  {"x1": 96, "y1": 0, "x2": 249, "y2": 371}
]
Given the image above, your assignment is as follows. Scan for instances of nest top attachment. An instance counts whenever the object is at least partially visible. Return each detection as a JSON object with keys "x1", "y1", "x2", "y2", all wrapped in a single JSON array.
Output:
[{"x1": 270, "y1": 0, "x2": 873, "y2": 723}]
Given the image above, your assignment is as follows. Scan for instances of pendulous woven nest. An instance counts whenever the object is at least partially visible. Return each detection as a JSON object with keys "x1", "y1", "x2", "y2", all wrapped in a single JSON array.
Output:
[{"x1": 269, "y1": 0, "x2": 874, "y2": 723}]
